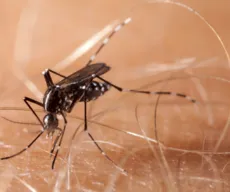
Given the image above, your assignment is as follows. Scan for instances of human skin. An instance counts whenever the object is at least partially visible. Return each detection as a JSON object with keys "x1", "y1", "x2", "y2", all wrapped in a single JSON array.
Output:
[{"x1": 0, "y1": 0, "x2": 230, "y2": 191}]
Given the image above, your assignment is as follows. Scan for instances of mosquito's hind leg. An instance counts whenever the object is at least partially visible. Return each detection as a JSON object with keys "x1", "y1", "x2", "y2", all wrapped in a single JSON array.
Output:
[
  {"x1": 96, "y1": 76, "x2": 197, "y2": 103},
  {"x1": 86, "y1": 17, "x2": 131, "y2": 66}
]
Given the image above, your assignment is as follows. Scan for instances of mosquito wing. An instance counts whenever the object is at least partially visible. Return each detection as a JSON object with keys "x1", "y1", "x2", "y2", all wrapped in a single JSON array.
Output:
[{"x1": 57, "y1": 63, "x2": 110, "y2": 87}]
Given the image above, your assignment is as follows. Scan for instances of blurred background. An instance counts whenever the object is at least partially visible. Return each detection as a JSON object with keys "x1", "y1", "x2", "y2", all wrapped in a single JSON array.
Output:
[{"x1": 0, "y1": 0, "x2": 230, "y2": 191}]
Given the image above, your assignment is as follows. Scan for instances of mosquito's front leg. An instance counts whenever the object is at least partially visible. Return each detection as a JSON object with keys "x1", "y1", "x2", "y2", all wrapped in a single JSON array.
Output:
[
  {"x1": 24, "y1": 97, "x2": 44, "y2": 126},
  {"x1": 0, "y1": 97, "x2": 45, "y2": 160}
]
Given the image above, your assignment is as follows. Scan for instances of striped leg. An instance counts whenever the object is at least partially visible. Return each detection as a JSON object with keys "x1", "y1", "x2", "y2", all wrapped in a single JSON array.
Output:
[
  {"x1": 96, "y1": 76, "x2": 197, "y2": 103},
  {"x1": 86, "y1": 17, "x2": 132, "y2": 66}
]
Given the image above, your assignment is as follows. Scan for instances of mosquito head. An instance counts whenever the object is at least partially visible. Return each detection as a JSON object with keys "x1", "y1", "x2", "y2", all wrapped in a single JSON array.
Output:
[{"x1": 43, "y1": 113, "x2": 58, "y2": 131}]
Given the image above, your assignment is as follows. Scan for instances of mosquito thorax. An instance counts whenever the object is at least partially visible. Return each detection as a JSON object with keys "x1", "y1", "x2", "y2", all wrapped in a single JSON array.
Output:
[
  {"x1": 43, "y1": 113, "x2": 58, "y2": 130},
  {"x1": 43, "y1": 86, "x2": 63, "y2": 113}
]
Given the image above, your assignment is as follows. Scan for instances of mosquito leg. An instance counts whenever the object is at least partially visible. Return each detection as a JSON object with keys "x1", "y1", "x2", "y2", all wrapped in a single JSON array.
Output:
[
  {"x1": 96, "y1": 76, "x2": 197, "y2": 103},
  {"x1": 50, "y1": 128, "x2": 62, "y2": 157},
  {"x1": 51, "y1": 112, "x2": 67, "y2": 169},
  {"x1": 42, "y1": 69, "x2": 54, "y2": 87},
  {"x1": 83, "y1": 91, "x2": 126, "y2": 174},
  {"x1": 24, "y1": 97, "x2": 44, "y2": 126},
  {"x1": 42, "y1": 69, "x2": 67, "y2": 79},
  {"x1": 0, "y1": 131, "x2": 44, "y2": 160},
  {"x1": 1, "y1": 98, "x2": 45, "y2": 160},
  {"x1": 42, "y1": 69, "x2": 67, "y2": 88},
  {"x1": 86, "y1": 17, "x2": 131, "y2": 66}
]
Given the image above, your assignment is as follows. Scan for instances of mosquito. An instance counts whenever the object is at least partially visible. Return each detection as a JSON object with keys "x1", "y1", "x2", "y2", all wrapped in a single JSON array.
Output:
[{"x1": 0, "y1": 17, "x2": 196, "y2": 173}]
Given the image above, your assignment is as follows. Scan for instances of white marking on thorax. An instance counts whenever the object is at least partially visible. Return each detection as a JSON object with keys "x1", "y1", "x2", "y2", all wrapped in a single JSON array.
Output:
[
  {"x1": 44, "y1": 91, "x2": 52, "y2": 110},
  {"x1": 63, "y1": 96, "x2": 73, "y2": 110}
]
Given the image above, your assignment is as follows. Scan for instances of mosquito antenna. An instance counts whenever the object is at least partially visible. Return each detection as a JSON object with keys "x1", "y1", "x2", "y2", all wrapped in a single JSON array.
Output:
[{"x1": 86, "y1": 17, "x2": 132, "y2": 66}]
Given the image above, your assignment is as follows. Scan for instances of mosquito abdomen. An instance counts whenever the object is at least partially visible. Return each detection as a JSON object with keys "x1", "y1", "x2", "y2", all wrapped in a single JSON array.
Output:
[{"x1": 80, "y1": 81, "x2": 110, "y2": 102}]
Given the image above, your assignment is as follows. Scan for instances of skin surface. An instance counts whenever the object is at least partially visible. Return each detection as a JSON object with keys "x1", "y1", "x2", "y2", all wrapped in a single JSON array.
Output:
[{"x1": 0, "y1": 0, "x2": 230, "y2": 191}]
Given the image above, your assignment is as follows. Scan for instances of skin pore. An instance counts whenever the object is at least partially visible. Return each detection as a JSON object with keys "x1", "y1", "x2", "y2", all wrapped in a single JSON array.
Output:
[{"x1": 0, "y1": 0, "x2": 230, "y2": 191}]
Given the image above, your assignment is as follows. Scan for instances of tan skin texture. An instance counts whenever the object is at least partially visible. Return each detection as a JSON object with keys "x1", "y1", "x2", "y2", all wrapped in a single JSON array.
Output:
[{"x1": 0, "y1": 0, "x2": 230, "y2": 191}]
